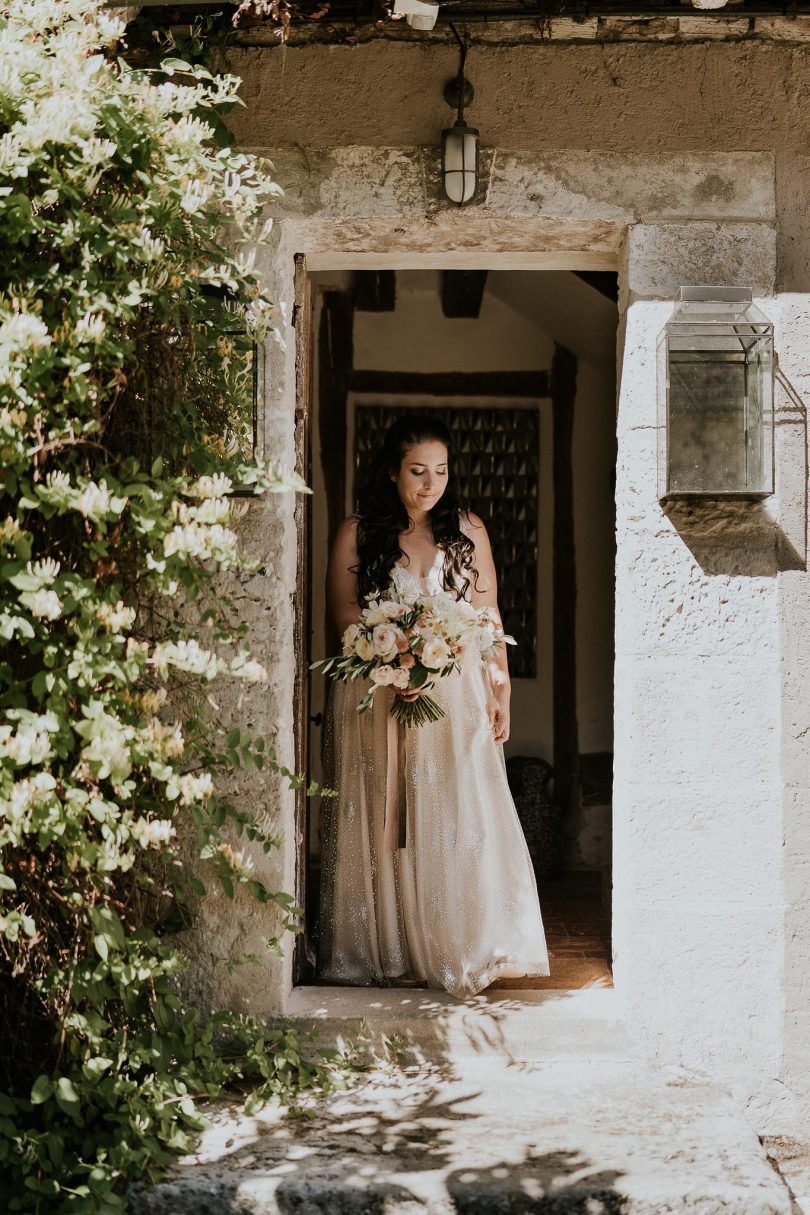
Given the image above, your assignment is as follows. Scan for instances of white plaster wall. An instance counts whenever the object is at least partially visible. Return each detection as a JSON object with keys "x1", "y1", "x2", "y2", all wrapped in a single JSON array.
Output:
[{"x1": 613, "y1": 225, "x2": 790, "y2": 1129}]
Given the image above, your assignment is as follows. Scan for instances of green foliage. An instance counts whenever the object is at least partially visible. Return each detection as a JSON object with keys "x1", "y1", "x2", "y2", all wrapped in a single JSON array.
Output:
[{"x1": 0, "y1": 2, "x2": 336, "y2": 1210}]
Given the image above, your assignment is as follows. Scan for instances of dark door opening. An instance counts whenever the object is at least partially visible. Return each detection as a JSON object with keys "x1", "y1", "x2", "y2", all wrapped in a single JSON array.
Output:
[{"x1": 295, "y1": 266, "x2": 618, "y2": 990}]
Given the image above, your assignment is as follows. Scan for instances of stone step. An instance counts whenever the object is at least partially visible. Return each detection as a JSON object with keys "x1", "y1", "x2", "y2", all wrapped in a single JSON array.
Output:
[
  {"x1": 129, "y1": 1050, "x2": 796, "y2": 1214},
  {"x1": 284, "y1": 986, "x2": 635, "y2": 1064}
]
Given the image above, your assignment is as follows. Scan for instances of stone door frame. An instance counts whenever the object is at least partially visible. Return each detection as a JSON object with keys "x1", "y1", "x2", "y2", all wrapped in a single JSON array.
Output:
[{"x1": 282, "y1": 236, "x2": 624, "y2": 995}]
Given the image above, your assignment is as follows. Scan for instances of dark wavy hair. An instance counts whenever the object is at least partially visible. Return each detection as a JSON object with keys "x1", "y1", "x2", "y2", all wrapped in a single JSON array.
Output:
[{"x1": 354, "y1": 413, "x2": 477, "y2": 604}]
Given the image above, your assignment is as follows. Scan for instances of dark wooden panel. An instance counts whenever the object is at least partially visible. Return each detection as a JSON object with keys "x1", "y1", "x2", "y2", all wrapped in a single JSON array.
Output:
[{"x1": 551, "y1": 343, "x2": 579, "y2": 822}]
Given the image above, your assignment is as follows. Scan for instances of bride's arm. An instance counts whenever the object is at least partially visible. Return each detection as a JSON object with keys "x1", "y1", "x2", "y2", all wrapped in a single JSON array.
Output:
[
  {"x1": 326, "y1": 516, "x2": 363, "y2": 638},
  {"x1": 463, "y1": 512, "x2": 511, "y2": 745}
]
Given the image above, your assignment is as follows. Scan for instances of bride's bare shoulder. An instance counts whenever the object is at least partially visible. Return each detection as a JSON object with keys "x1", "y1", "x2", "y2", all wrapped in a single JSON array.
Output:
[
  {"x1": 459, "y1": 509, "x2": 488, "y2": 539},
  {"x1": 331, "y1": 515, "x2": 361, "y2": 557}
]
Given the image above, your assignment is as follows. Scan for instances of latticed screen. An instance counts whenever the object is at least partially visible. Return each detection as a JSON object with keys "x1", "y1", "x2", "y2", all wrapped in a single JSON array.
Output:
[{"x1": 353, "y1": 404, "x2": 540, "y2": 679}]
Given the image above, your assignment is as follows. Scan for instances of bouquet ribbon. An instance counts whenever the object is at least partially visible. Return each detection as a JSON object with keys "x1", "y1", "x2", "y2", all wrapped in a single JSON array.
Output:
[{"x1": 384, "y1": 712, "x2": 407, "y2": 852}]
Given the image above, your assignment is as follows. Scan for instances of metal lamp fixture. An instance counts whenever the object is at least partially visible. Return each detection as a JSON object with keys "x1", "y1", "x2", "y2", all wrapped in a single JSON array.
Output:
[
  {"x1": 657, "y1": 286, "x2": 775, "y2": 500},
  {"x1": 441, "y1": 25, "x2": 479, "y2": 206}
]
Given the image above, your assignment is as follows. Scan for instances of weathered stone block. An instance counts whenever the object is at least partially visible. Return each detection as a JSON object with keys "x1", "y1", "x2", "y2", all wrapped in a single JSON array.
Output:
[
  {"x1": 625, "y1": 222, "x2": 777, "y2": 299},
  {"x1": 488, "y1": 152, "x2": 774, "y2": 224}
]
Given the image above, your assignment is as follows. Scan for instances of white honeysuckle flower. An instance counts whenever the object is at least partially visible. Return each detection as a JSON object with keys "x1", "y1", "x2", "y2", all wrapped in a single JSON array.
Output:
[
  {"x1": 244, "y1": 296, "x2": 276, "y2": 340},
  {"x1": 0, "y1": 133, "x2": 28, "y2": 176},
  {"x1": 178, "y1": 772, "x2": 213, "y2": 805},
  {"x1": 143, "y1": 717, "x2": 184, "y2": 758},
  {"x1": 163, "y1": 521, "x2": 238, "y2": 561},
  {"x1": 191, "y1": 473, "x2": 233, "y2": 499},
  {"x1": 0, "y1": 312, "x2": 51, "y2": 354},
  {"x1": 45, "y1": 470, "x2": 71, "y2": 492},
  {"x1": 151, "y1": 639, "x2": 220, "y2": 680},
  {"x1": 0, "y1": 516, "x2": 22, "y2": 544},
  {"x1": 74, "y1": 310, "x2": 105, "y2": 343},
  {"x1": 163, "y1": 114, "x2": 214, "y2": 154},
  {"x1": 26, "y1": 589, "x2": 63, "y2": 620},
  {"x1": 75, "y1": 480, "x2": 126, "y2": 521},
  {"x1": 75, "y1": 136, "x2": 116, "y2": 168},
  {"x1": 219, "y1": 841, "x2": 254, "y2": 876},
  {"x1": 189, "y1": 498, "x2": 232, "y2": 525},
  {"x1": 137, "y1": 227, "x2": 165, "y2": 262},
  {"x1": 16, "y1": 93, "x2": 96, "y2": 152},
  {"x1": 179, "y1": 179, "x2": 211, "y2": 215},
  {"x1": 0, "y1": 715, "x2": 58, "y2": 766},
  {"x1": 95, "y1": 600, "x2": 135, "y2": 632},
  {"x1": 30, "y1": 557, "x2": 60, "y2": 583},
  {"x1": 76, "y1": 707, "x2": 132, "y2": 783},
  {"x1": 131, "y1": 817, "x2": 175, "y2": 847},
  {"x1": 230, "y1": 657, "x2": 267, "y2": 682}
]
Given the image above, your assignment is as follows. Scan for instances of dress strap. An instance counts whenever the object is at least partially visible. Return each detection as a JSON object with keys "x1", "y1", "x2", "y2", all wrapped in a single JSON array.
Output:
[{"x1": 383, "y1": 712, "x2": 407, "y2": 852}]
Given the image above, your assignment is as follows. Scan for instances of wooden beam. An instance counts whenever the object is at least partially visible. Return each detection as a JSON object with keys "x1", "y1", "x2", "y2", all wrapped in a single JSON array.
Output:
[
  {"x1": 354, "y1": 270, "x2": 396, "y2": 312},
  {"x1": 551, "y1": 343, "x2": 580, "y2": 842},
  {"x1": 292, "y1": 255, "x2": 314, "y2": 984},
  {"x1": 349, "y1": 369, "x2": 550, "y2": 398},
  {"x1": 441, "y1": 269, "x2": 489, "y2": 319},
  {"x1": 573, "y1": 270, "x2": 619, "y2": 302}
]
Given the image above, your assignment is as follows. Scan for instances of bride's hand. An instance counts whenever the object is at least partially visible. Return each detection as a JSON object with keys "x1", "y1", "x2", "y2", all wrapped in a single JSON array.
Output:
[
  {"x1": 486, "y1": 697, "x2": 510, "y2": 745},
  {"x1": 397, "y1": 688, "x2": 423, "y2": 703}
]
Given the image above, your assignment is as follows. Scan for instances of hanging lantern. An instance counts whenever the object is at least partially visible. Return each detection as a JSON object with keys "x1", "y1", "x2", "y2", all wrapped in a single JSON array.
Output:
[
  {"x1": 441, "y1": 119, "x2": 479, "y2": 206},
  {"x1": 441, "y1": 25, "x2": 479, "y2": 207},
  {"x1": 658, "y1": 286, "x2": 775, "y2": 499}
]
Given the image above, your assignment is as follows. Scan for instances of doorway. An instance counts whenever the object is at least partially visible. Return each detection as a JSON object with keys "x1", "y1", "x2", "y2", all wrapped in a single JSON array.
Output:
[{"x1": 295, "y1": 265, "x2": 618, "y2": 990}]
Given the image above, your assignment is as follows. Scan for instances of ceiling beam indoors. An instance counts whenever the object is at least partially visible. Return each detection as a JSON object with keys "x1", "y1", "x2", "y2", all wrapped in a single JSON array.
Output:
[{"x1": 441, "y1": 270, "x2": 489, "y2": 319}]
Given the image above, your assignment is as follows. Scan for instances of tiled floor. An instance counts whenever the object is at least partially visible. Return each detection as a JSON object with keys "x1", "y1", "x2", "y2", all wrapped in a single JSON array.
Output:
[{"x1": 490, "y1": 871, "x2": 613, "y2": 990}]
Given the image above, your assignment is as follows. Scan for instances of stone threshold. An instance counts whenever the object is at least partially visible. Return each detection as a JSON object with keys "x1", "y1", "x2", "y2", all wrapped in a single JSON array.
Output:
[{"x1": 284, "y1": 985, "x2": 632, "y2": 1063}]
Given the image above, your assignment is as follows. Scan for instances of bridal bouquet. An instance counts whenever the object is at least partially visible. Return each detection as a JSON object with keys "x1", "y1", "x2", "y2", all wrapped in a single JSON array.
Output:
[{"x1": 313, "y1": 591, "x2": 514, "y2": 727}]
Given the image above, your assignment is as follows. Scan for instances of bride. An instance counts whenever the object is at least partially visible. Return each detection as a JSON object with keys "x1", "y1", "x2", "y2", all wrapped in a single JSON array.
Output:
[{"x1": 317, "y1": 413, "x2": 549, "y2": 998}]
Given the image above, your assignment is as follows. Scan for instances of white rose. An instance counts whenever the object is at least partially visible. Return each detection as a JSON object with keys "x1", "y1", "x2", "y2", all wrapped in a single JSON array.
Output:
[
  {"x1": 342, "y1": 623, "x2": 360, "y2": 655},
  {"x1": 421, "y1": 638, "x2": 452, "y2": 671},
  {"x1": 363, "y1": 603, "x2": 389, "y2": 626},
  {"x1": 390, "y1": 667, "x2": 410, "y2": 690},
  {"x1": 371, "y1": 666, "x2": 396, "y2": 686},
  {"x1": 355, "y1": 634, "x2": 375, "y2": 661},
  {"x1": 372, "y1": 624, "x2": 401, "y2": 662},
  {"x1": 379, "y1": 600, "x2": 406, "y2": 619}
]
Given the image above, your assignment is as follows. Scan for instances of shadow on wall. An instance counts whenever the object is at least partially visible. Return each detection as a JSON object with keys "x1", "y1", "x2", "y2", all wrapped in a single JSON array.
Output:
[
  {"x1": 663, "y1": 498, "x2": 804, "y2": 577},
  {"x1": 663, "y1": 363, "x2": 808, "y2": 577}
]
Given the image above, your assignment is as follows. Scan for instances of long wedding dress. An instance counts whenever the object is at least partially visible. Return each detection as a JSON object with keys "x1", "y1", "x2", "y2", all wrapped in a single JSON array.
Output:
[{"x1": 318, "y1": 559, "x2": 550, "y2": 999}]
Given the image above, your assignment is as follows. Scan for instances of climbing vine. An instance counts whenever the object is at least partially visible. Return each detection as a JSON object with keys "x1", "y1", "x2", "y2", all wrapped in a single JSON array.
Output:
[{"x1": 0, "y1": 1, "x2": 339, "y2": 1210}]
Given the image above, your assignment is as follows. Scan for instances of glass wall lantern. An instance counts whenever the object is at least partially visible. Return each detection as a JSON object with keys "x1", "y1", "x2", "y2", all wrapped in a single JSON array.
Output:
[
  {"x1": 658, "y1": 286, "x2": 774, "y2": 500},
  {"x1": 441, "y1": 24, "x2": 479, "y2": 207}
]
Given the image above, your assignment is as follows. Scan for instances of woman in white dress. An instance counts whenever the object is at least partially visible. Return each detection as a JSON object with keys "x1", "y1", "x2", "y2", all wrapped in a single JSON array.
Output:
[{"x1": 318, "y1": 414, "x2": 549, "y2": 998}]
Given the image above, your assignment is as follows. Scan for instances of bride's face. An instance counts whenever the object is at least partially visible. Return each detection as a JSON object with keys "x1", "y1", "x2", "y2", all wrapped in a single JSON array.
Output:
[{"x1": 392, "y1": 440, "x2": 449, "y2": 517}]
